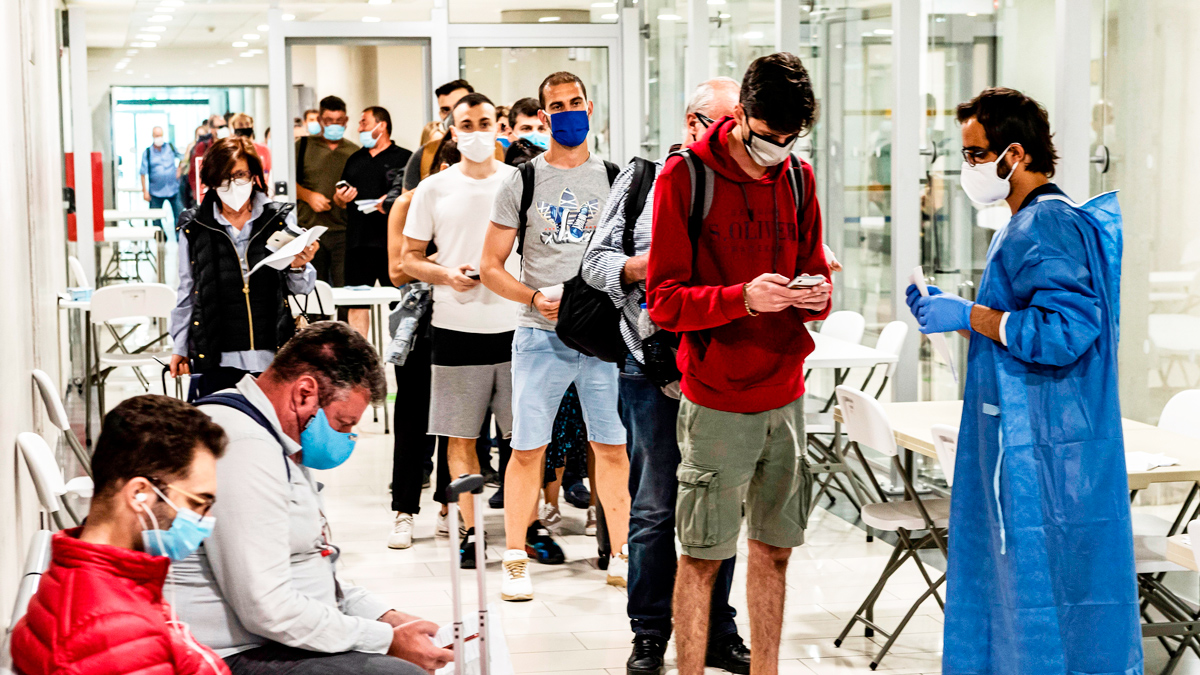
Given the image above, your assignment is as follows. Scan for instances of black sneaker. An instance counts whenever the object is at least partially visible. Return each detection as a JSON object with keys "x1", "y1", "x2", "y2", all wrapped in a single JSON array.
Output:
[
  {"x1": 564, "y1": 481, "x2": 590, "y2": 509},
  {"x1": 705, "y1": 633, "x2": 751, "y2": 675},
  {"x1": 482, "y1": 467, "x2": 501, "y2": 487},
  {"x1": 524, "y1": 524, "x2": 565, "y2": 565},
  {"x1": 459, "y1": 527, "x2": 481, "y2": 570},
  {"x1": 626, "y1": 634, "x2": 668, "y2": 675},
  {"x1": 488, "y1": 487, "x2": 504, "y2": 509},
  {"x1": 422, "y1": 467, "x2": 432, "y2": 490}
]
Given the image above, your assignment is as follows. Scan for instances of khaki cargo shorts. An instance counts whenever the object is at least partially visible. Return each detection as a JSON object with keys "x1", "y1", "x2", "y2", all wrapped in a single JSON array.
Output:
[{"x1": 675, "y1": 394, "x2": 812, "y2": 560}]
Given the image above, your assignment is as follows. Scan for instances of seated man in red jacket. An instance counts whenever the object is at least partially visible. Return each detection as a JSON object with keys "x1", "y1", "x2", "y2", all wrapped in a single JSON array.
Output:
[
  {"x1": 12, "y1": 394, "x2": 231, "y2": 675},
  {"x1": 646, "y1": 52, "x2": 832, "y2": 675}
]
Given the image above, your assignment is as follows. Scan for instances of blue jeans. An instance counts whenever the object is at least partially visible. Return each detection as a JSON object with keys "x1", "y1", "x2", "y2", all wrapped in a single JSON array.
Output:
[
  {"x1": 149, "y1": 192, "x2": 184, "y2": 240},
  {"x1": 620, "y1": 355, "x2": 738, "y2": 641}
]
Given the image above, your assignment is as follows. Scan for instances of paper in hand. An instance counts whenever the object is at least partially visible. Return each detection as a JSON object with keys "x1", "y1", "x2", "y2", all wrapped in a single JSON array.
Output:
[
  {"x1": 355, "y1": 197, "x2": 384, "y2": 213},
  {"x1": 250, "y1": 225, "x2": 326, "y2": 275},
  {"x1": 911, "y1": 266, "x2": 959, "y2": 384}
]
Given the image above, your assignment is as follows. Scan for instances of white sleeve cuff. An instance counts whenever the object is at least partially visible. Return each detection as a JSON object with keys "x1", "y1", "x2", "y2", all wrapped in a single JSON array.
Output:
[{"x1": 999, "y1": 312, "x2": 1010, "y2": 346}]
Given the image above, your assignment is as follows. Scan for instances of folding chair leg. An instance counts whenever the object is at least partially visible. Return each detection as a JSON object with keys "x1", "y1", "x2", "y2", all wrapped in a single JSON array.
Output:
[
  {"x1": 834, "y1": 540, "x2": 908, "y2": 645},
  {"x1": 65, "y1": 430, "x2": 93, "y2": 477},
  {"x1": 869, "y1": 573, "x2": 946, "y2": 669}
]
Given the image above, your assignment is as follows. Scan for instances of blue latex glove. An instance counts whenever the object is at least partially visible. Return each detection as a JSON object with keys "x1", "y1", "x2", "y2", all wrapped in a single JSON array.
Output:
[
  {"x1": 904, "y1": 283, "x2": 942, "y2": 317},
  {"x1": 913, "y1": 292, "x2": 974, "y2": 334}
]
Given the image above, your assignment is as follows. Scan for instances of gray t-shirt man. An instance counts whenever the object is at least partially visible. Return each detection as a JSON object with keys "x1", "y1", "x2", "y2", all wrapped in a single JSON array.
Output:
[{"x1": 490, "y1": 153, "x2": 611, "y2": 330}]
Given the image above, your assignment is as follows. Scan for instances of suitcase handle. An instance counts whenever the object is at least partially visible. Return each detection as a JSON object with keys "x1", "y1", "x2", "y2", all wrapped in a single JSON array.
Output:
[
  {"x1": 447, "y1": 473, "x2": 489, "y2": 675},
  {"x1": 446, "y1": 474, "x2": 485, "y2": 502}
]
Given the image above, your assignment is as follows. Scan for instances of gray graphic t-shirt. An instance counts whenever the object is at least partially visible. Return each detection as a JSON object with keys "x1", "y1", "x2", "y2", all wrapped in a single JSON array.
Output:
[{"x1": 491, "y1": 153, "x2": 611, "y2": 330}]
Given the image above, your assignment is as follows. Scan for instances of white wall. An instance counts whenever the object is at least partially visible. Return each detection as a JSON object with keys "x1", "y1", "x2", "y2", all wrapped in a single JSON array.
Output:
[{"x1": 1, "y1": 0, "x2": 69, "y2": 626}]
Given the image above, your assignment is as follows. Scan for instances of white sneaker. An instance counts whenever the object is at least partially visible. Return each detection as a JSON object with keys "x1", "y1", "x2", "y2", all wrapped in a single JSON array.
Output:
[
  {"x1": 501, "y1": 549, "x2": 534, "y2": 602},
  {"x1": 388, "y1": 512, "x2": 414, "y2": 549},
  {"x1": 607, "y1": 544, "x2": 628, "y2": 588},
  {"x1": 435, "y1": 510, "x2": 449, "y2": 538},
  {"x1": 539, "y1": 502, "x2": 563, "y2": 533},
  {"x1": 585, "y1": 505, "x2": 598, "y2": 536}
]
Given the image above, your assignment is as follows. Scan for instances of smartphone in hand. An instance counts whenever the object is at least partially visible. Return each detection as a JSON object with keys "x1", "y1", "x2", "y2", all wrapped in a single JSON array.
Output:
[{"x1": 787, "y1": 275, "x2": 826, "y2": 289}]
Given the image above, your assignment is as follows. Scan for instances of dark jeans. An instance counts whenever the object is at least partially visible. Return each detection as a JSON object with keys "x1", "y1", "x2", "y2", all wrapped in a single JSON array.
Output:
[
  {"x1": 188, "y1": 366, "x2": 255, "y2": 402},
  {"x1": 620, "y1": 355, "x2": 738, "y2": 641},
  {"x1": 391, "y1": 330, "x2": 447, "y2": 512},
  {"x1": 224, "y1": 642, "x2": 424, "y2": 675},
  {"x1": 149, "y1": 192, "x2": 184, "y2": 240}
]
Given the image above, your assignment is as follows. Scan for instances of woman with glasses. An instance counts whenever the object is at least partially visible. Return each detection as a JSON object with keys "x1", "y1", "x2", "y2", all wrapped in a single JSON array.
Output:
[{"x1": 169, "y1": 136, "x2": 319, "y2": 400}]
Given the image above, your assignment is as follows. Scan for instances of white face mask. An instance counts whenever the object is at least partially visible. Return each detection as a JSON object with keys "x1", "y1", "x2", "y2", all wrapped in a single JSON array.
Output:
[
  {"x1": 959, "y1": 143, "x2": 1018, "y2": 205},
  {"x1": 153, "y1": 136, "x2": 165, "y2": 147},
  {"x1": 215, "y1": 127, "x2": 231, "y2": 140},
  {"x1": 457, "y1": 130, "x2": 496, "y2": 164},
  {"x1": 742, "y1": 125, "x2": 797, "y2": 167},
  {"x1": 215, "y1": 178, "x2": 254, "y2": 211}
]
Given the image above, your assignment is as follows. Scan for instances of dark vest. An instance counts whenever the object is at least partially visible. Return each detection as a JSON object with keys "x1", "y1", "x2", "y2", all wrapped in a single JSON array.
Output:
[{"x1": 178, "y1": 192, "x2": 297, "y2": 372}]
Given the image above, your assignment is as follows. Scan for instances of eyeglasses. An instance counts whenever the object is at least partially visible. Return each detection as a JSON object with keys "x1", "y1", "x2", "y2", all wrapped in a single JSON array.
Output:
[
  {"x1": 961, "y1": 144, "x2": 1019, "y2": 166},
  {"x1": 695, "y1": 113, "x2": 715, "y2": 128},
  {"x1": 149, "y1": 477, "x2": 216, "y2": 516}
]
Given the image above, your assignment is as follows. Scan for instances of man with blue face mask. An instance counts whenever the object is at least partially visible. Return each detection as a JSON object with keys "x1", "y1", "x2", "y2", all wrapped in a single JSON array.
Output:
[
  {"x1": 11, "y1": 395, "x2": 232, "y2": 675},
  {"x1": 172, "y1": 322, "x2": 452, "y2": 675},
  {"x1": 296, "y1": 95, "x2": 359, "y2": 286},
  {"x1": 907, "y1": 87, "x2": 1140, "y2": 674}
]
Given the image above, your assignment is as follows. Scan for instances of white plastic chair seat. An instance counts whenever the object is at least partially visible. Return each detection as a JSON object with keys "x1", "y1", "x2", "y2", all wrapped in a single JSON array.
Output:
[
  {"x1": 98, "y1": 351, "x2": 173, "y2": 368},
  {"x1": 63, "y1": 476, "x2": 94, "y2": 499},
  {"x1": 1134, "y1": 534, "x2": 1187, "y2": 574},
  {"x1": 861, "y1": 498, "x2": 951, "y2": 532}
]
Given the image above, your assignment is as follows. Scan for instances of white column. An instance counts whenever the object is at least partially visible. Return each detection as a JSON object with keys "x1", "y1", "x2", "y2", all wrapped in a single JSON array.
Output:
[
  {"x1": 686, "y1": 0, "x2": 709, "y2": 95},
  {"x1": 1054, "y1": 0, "x2": 1091, "y2": 199},
  {"x1": 774, "y1": 0, "x2": 800, "y2": 55},
  {"x1": 890, "y1": 0, "x2": 922, "y2": 402},
  {"x1": 268, "y1": 9, "x2": 292, "y2": 198},
  {"x1": 431, "y1": 4, "x2": 451, "y2": 121},
  {"x1": 621, "y1": 6, "x2": 642, "y2": 162},
  {"x1": 67, "y1": 8, "x2": 94, "y2": 282}
]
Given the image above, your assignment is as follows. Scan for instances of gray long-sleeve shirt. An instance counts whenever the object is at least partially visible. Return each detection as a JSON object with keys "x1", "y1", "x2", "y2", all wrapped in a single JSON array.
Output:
[
  {"x1": 171, "y1": 375, "x2": 394, "y2": 658},
  {"x1": 170, "y1": 192, "x2": 316, "y2": 372}
]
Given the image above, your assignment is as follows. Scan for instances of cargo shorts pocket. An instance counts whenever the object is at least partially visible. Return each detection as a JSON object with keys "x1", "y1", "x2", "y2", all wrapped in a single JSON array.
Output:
[{"x1": 676, "y1": 464, "x2": 720, "y2": 548}]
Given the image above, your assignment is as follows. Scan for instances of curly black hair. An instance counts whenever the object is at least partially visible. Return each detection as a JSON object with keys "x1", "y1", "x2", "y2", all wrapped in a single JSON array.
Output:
[
  {"x1": 740, "y1": 52, "x2": 818, "y2": 136},
  {"x1": 956, "y1": 87, "x2": 1059, "y2": 177}
]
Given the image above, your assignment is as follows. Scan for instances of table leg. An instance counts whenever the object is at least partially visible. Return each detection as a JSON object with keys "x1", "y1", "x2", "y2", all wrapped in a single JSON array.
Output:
[
  {"x1": 84, "y1": 310, "x2": 92, "y2": 446},
  {"x1": 157, "y1": 231, "x2": 166, "y2": 285},
  {"x1": 377, "y1": 303, "x2": 390, "y2": 434}
]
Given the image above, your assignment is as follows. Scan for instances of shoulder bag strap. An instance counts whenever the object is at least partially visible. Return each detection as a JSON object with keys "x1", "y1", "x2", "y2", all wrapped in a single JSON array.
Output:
[{"x1": 517, "y1": 161, "x2": 536, "y2": 257}]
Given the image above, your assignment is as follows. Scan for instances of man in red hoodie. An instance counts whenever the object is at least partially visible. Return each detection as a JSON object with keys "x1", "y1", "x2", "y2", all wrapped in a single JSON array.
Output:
[
  {"x1": 646, "y1": 52, "x2": 832, "y2": 675},
  {"x1": 12, "y1": 395, "x2": 231, "y2": 675}
]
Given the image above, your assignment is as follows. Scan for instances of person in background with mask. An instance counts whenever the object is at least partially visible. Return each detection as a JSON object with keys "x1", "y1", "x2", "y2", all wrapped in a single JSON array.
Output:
[
  {"x1": 333, "y1": 106, "x2": 412, "y2": 336},
  {"x1": 403, "y1": 79, "x2": 505, "y2": 192},
  {"x1": 229, "y1": 112, "x2": 272, "y2": 175},
  {"x1": 191, "y1": 114, "x2": 231, "y2": 172},
  {"x1": 908, "y1": 87, "x2": 1139, "y2": 675},
  {"x1": 481, "y1": 71, "x2": 631, "y2": 601},
  {"x1": 507, "y1": 97, "x2": 549, "y2": 151},
  {"x1": 583, "y1": 77, "x2": 752, "y2": 675},
  {"x1": 296, "y1": 95, "x2": 359, "y2": 286},
  {"x1": 11, "y1": 395, "x2": 231, "y2": 675},
  {"x1": 303, "y1": 108, "x2": 321, "y2": 137},
  {"x1": 402, "y1": 93, "x2": 518, "y2": 568},
  {"x1": 171, "y1": 322, "x2": 452, "y2": 675},
  {"x1": 141, "y1": 125, "x2": 185, "y2": 239},
  {"x1": 495, "y1": 104, "x2": 512, "y2": 148},
  {"x1": 169, "y1": 137, "x2": 318, "y2": 400},
  {"x1": 646, "y1": 53, "x2": 831, "y2": 675}
]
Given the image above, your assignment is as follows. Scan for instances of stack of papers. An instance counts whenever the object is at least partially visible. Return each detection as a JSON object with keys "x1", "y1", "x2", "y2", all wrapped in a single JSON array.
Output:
[
  {"x1": 355, "y1": 197, "x2": 384, "y2": 213},
  {"x1": 1125, "y1": 451, "x2": 1180, "y2": 472},
  {"x1": 249, "y1": 226, "x2": 326, "y2": 275}
]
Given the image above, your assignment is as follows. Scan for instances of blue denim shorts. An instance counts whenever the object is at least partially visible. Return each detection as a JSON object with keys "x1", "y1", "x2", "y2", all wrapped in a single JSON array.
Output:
[{"x1": 510, "y1": 326, "x2": 626, "y2": 450}]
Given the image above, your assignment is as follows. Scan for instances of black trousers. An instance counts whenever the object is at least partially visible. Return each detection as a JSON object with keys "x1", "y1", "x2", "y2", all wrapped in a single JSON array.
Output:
[{"x1": 391, "y1": 330, "x2": 447, "y2": 513}]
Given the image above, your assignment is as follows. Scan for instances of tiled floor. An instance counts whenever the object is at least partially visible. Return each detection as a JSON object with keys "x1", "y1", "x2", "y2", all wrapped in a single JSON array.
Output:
[{"x1": 323, "y1": 411, "x2": 948, "y2": 675}]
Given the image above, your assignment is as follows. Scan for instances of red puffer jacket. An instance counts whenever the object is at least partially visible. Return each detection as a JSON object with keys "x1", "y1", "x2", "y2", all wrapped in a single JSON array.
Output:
[{"x1": 11, "y1": 528, "x2": 230, "y2": 675}]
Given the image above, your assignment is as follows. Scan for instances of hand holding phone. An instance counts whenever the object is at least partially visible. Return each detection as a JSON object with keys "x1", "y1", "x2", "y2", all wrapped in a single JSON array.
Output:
[{"x1": 787, "y1": 274, "x2": 826, "y2": 289}]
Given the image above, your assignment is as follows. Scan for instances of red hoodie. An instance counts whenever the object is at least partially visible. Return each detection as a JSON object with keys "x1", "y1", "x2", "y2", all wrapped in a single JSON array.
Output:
[{"x1": 646, "y1": 117, "x2": 830, "y2": 414}]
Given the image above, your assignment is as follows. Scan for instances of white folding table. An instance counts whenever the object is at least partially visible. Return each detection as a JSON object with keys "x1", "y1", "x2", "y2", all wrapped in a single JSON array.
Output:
[
  {"x1": 331, "y1": 286, "x2": 404, "y2": 433},
  {"x1": 100, "y1": 209, "x2": 169, "y2": 285}
]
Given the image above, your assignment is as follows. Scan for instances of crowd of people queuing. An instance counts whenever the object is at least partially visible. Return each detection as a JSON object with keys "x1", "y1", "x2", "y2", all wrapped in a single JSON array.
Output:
[{"x1": 19, "y1": 53, "x2": 851, "y2": 675}]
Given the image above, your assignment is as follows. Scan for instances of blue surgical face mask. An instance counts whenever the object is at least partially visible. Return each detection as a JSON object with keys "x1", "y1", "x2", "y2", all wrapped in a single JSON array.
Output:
[
  {"x1": 323, "y1": 124, "x2": 346, "y2": 142},
  {"x1": 548, "y1": 110, "x2": 589, "y2": 148},
  {"x1": 139, "y1": 485, "x2": 215, "y2": 562},
  {"x1": 359, "y1": 130, "x2": 378, "y2": 149},
  {"x1": 518, "y1": 131, "x2": 550, "y2": 150},
  {"x1": 299, "y1": 408, "x2": 357, "y2": 470},
  {"x1": 307, "y1": 121, "x2": 321, "y2": 136},
  {"x1": 497, "y1": 136, "x2": 511, "y2": 150}
]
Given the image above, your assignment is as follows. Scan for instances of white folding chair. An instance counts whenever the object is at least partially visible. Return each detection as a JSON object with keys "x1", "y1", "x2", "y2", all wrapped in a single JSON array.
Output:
[
  {"x1": 291, "y1": 280, "x2": 336, "y2": 321},
  {"x1": 832, "y1": 386, "x2": 950, "y2": 669},
  {"x1": 31, "y1": 370, "x2": 91, "y2": 477},
  {"x1": 88, "y1": 283, "x2": 176, "y2": 416},
  {"x1": 68, "y1": 255, "x2": 91, "y2": 290},
  {"x1": 930, "y1": 424, "x2": 959, "y2": 488},
  {"x1": 863, "y1": 321, "x2": 909, "y2": 400},
  {"x1": 17, "y1": 433, "x2": 93, "y2": 530},
  {"x1": 0, "y1": 529, "x2": 52, "y2": 672},
  {"x1": 819, "y1": 310, "x2": 866, "y2": 345}
]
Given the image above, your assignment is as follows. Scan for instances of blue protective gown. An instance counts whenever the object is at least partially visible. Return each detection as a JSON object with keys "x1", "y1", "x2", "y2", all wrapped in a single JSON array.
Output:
[{"x1": 942, "y1": 187, "x2": 1142, "y2": 675}]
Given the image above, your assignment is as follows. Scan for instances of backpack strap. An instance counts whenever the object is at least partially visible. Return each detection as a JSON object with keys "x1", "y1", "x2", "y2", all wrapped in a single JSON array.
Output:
[
  {"x1": 623, "y1": 157, "x2": 656, "y2": 257},
  {"x1": 516, "y1": 161, "x2": 537, "y2": 257},
  {"x1": 603, "y1": 160, "x2": 620, "y2": 186},
  {"x1": 195, "y1": 392, "x2": 292, "y2": 481},
  {"x1": 672, "y1": 148, "x2": 711, "y2": 249},
  {"x1": 785, "y1": 153, "x2": 812, "y2": 232}
]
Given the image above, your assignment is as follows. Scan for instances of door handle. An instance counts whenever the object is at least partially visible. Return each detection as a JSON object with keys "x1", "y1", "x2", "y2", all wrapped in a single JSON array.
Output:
[{"x1": 1090, "y1": 144, "x2": 1110, "y2": 174}]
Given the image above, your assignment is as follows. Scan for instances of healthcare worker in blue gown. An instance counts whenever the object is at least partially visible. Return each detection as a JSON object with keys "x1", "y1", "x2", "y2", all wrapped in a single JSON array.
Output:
[{"x1": 907, "y1": 87, "x2": 1141, "y2": 675}]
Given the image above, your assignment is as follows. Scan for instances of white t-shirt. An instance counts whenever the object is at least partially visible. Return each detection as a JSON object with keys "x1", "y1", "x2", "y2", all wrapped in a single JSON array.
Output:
[{"x1": 406, "y1": 162, "x2": 521, "y2": 334}]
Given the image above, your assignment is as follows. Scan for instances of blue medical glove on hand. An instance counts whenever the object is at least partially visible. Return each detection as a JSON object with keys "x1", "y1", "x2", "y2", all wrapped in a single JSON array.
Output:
[
  {"x1": 914, "y1": 292, "x2": 974, "y2": 334},
  {"x1": 904, "y1": 283, "x2": 942, "y2": 315}
]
